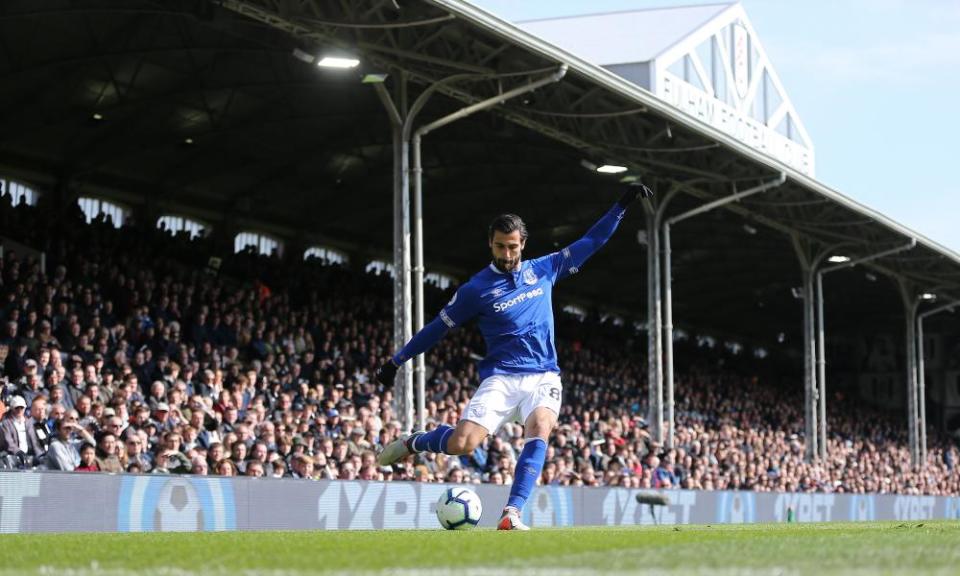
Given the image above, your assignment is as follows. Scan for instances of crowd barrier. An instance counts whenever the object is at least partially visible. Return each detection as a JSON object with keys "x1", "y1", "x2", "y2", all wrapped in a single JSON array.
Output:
[{"x1": 1, "y1": 471, "x2": 958, "y2": 533}]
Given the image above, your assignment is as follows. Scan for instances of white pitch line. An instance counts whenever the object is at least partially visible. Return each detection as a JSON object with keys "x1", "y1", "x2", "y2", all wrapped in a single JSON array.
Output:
[{"x1": 15, "y1": 567, "x2": 960, "y2": 576}]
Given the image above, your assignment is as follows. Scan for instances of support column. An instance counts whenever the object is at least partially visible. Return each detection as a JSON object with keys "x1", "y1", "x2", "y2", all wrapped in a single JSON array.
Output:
[
  {"x1": 399, "y1": 134, "x2": 415, "y2": 433},
  {"x1": 815, "y1": 271, "x2": 827, "y2": 462},
  {"x1": 660, "y1": 210, "x2": 675, "y2": 449},
  {"x1": 655, "y1": 188, "x2": 681, "y2": 449},
  {"x1": 645, "y1": 208, "x2": 663, "y2": 443},
  {"x1": 805, "y1": 273, "x2": 820, "y2": 462},
  {"x1": 792, "y1": 236, "x2": 818, "y2": 463},
  {"x1": 814, "y1": 239, "x2": 915, "y2": 461},
  {"x1": 900, "y1": 281, "x2": 920, "y2": 467},
  {"x1": 917, "y1": 309, "x2": 927, "y2": 469},
  {"x1": 907, "y1": 300, "x2": 920, "y2": 467},
  {"x1": 917, "y1": 300, "x2": 959, "y2": 468},
  {"x1": 389, "y1": 126, "x2": 414, "y2": 433},
  {"x1": 660, "y1": 174, "x2": 785, "y2": 447},
  {"x1": 376, "y1": 76, "x2": 415, "y2": 434},
  {"x1": 411, "y1": 136, "x2": 426, "y2": 433}
]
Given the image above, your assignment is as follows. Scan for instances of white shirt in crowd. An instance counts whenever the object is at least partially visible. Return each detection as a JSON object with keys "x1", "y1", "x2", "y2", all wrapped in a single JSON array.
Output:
[{"x1": 13, "y1": 419, "x2": 28, "y2": 453}]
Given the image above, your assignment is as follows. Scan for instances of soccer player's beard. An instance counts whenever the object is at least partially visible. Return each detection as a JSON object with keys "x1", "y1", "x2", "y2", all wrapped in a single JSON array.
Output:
[{"x1": 493, "y1": 256, "x2": 520, "y2": 272}]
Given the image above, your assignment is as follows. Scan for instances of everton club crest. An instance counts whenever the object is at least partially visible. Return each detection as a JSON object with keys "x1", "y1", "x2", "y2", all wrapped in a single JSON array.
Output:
[{"x1": 523, "y1": 268, "x2": 538, "y2": 285}]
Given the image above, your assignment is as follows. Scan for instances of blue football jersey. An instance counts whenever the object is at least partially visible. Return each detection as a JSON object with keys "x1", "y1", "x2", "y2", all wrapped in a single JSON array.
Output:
[{"x1": 394, "y1": 203, "x2": 627, "y2": 380}]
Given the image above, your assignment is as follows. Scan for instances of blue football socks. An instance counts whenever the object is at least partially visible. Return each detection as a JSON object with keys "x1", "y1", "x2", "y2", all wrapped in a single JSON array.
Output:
[
  {"x1": 506, "y1": 437, "x2": 547, "y2": 511},
  {"x1": 411, "y1": 424, "x2": 454, "y2": 454}
]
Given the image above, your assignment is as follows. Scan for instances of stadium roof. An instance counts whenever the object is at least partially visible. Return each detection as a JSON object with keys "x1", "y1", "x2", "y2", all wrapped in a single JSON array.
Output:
[
  {"x1": 518, "y1": 2, "x2": 814, "y2": 175},
  {"x1": 518, "y1": 4, "x2": 732, "y2": 65},
  {"x1": 2, "y1": 0, "x2": 959, "y2": 352}
]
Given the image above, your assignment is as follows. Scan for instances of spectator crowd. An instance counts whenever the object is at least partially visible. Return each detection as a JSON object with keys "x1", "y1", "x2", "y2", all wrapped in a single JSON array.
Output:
[{"x1": 0, "y1": 191, "x2": 957, "y2": 496}]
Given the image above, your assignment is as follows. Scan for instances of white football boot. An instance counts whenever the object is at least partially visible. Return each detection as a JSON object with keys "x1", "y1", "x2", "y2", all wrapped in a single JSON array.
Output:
[
  {"x1": 376, "y1": 432, "x2": 423, "y2": 466},
  {"x1": 497, "y1": 507, "x2": 530, "y2": 531}
]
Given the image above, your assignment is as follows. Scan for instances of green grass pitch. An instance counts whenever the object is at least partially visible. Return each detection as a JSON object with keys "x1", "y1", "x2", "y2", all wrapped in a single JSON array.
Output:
[{"x1": 1, "y1": 522, "x2": 958, "y2": 575}]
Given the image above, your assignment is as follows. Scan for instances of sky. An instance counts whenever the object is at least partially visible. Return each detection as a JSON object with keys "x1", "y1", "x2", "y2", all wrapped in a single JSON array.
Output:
[{"x1": 471, "y1": 0, "x2": 960, "y2": 253}]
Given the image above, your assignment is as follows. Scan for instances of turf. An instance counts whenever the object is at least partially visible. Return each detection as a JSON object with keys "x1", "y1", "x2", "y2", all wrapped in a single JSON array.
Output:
[{"x1": 1, "y1": 521, "x2": 958, "y2": 575}]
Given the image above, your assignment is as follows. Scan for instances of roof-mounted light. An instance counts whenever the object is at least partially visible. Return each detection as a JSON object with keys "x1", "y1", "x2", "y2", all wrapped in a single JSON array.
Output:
[
  {"x1": 596, "y1": 164, "x2": 628, "y2": 174},
  {"x1": 317, "y1": 56, "x2": 360, "y2": 69}
]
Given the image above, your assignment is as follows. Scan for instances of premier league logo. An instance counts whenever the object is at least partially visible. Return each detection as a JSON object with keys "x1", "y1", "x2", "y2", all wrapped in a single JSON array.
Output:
[
  {"x1": 118, "y1": 476, "x2": 236, "y2": 532},
  {"x1": 523, "y1": 268, "x2": 538, "y2": 285}
]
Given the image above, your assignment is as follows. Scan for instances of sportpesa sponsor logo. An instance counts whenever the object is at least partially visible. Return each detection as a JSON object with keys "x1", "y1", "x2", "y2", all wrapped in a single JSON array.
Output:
[{"x1": 493, "y1": 287, "x2": 544, "y2": 312}]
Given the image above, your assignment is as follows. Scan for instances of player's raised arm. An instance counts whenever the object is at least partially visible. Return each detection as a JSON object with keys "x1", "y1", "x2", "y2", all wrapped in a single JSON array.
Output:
[
  {"x1": 549, "y1": 181, "x2": 653, "y2": 282},
  {"x1": 375, "y1": 283, "x2": 479, "y2": 386}
]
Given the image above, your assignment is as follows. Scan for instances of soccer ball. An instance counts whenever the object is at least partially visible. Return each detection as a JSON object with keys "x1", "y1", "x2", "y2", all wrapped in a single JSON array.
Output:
[{"x1": 435, "y1": 487, "x2": 482, "y2": 530}]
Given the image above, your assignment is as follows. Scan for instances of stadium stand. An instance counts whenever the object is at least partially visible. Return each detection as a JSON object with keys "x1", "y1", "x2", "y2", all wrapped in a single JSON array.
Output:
[{"x1": 0, "y1": 195, "x2": 956, "y2": 496}]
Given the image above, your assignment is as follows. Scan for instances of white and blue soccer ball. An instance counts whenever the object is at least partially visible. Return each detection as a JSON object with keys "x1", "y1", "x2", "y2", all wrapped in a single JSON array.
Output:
[{"x1": 435, "y1": 487, "x2": 482, "y2": 530}]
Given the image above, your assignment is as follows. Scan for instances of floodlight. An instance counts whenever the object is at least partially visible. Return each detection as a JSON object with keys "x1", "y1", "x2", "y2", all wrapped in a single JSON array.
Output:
[
  {"x1": 183, "y1": 137, "x2": 194, "y2": 145},
  {"x1": 920, "y1": 292, "x2": 937, "y2": 301},
  {"x1": 91, "y1": 113, "x2": 104, "y2": 121},
  {"x1": 317, "y1": 56, "x2": 360, "y2": 69},
  {"x1": 581, "y1": 159, "x2": 629, "y2": 175},
  {"x1": 596, "y1": 164, "x2": 628, "y2": 174},
  {"x1": 361, "y1": 73, "x2": 389, "y2": 84},
  {"x1": 827, "y1": 255, "x2": 850, "y2": 264}
]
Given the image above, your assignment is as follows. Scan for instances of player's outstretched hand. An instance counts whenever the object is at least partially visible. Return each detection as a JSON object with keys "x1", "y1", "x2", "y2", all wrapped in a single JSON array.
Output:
[
  {"x1": 375, "y1": 360, "x2": 399, "y2": 387},
  {"x1": 617, "y1": 181, "x2": 654, "y2": 208}
]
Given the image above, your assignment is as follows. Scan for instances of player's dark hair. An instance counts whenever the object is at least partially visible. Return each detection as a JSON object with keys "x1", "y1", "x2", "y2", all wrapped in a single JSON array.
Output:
[{"x1": 488, "y1": 214, "x2": 528, "y2": 242}]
